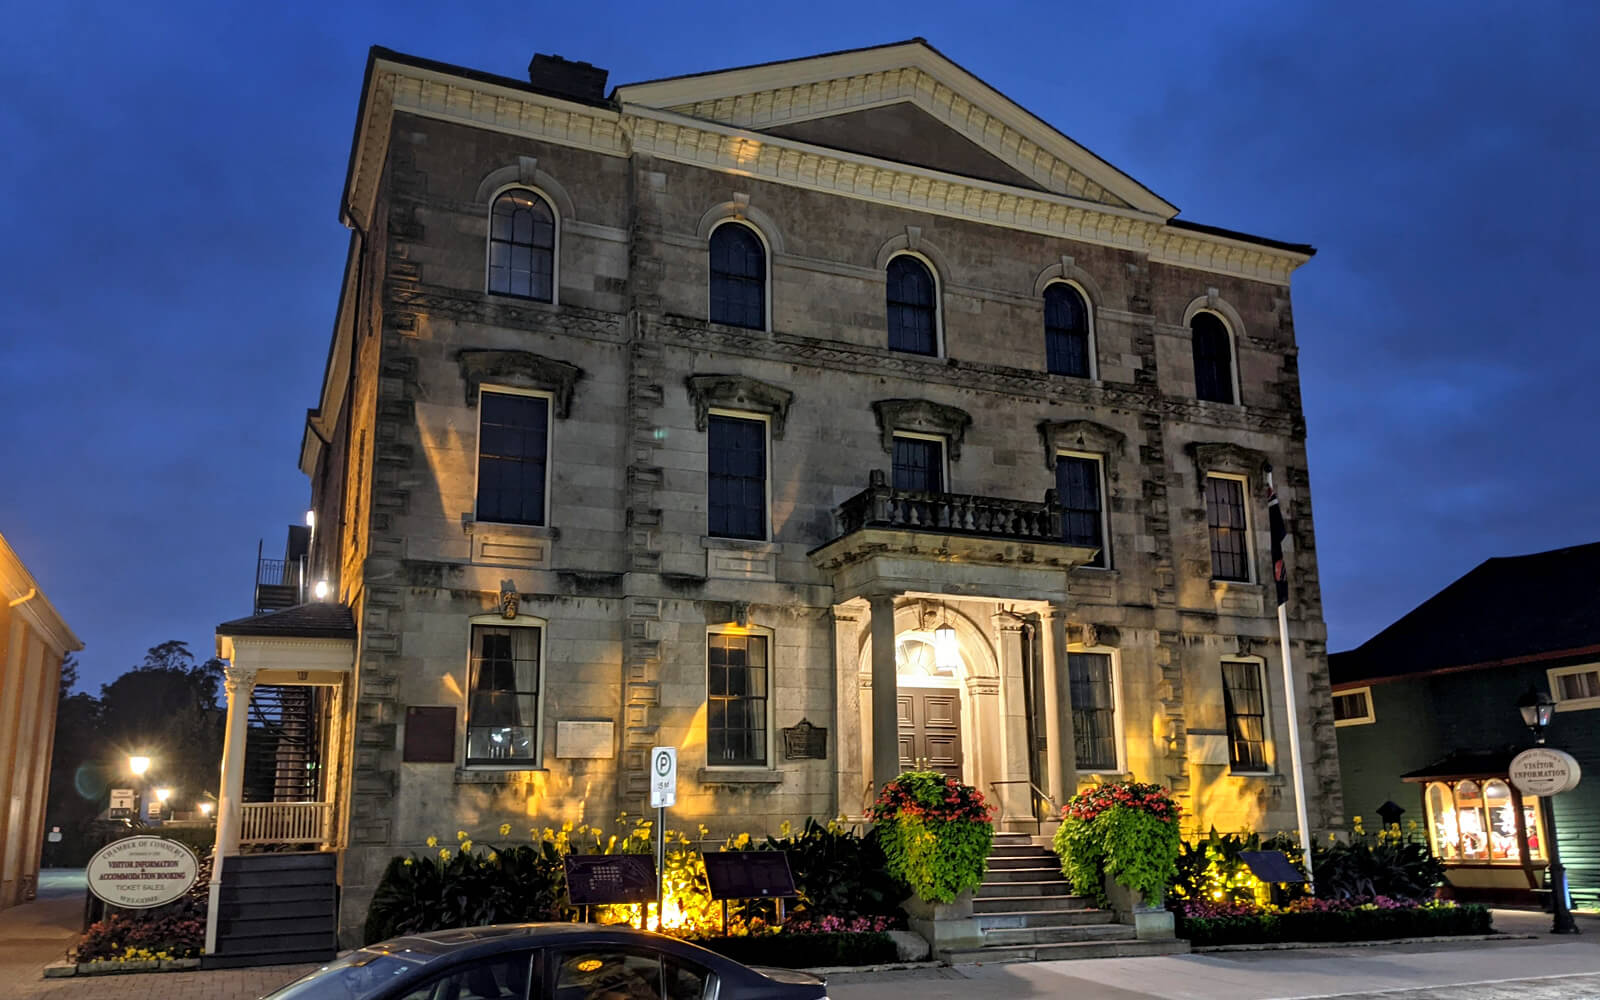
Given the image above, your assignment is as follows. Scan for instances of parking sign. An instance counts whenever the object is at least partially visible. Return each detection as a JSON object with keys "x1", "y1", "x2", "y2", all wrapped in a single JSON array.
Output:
[{"x1": 650, "y1": 747, "x2": 677, "y2": 808}]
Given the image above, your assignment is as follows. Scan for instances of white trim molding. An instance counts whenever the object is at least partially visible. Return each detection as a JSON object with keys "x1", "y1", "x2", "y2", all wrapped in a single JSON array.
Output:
[
  {"x1": 1549, "y1": 663, "x2": 1600, "y2": 712},
  {"x1": 1332, "y1": 685, "x2": 1377, "y2": 727}
]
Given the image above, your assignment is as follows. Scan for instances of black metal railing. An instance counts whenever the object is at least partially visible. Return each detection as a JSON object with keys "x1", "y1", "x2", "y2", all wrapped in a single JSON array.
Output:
[
  {"x1": 834, "y1": 469, "x2": 1064, "y2": 542},
  {"x1": 255, "y1": 557, "x2": 301, "y2": 588}
]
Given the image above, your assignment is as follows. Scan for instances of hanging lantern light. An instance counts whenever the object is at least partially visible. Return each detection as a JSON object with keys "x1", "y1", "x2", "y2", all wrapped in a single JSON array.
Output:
[{"x1": 934, "y1": 605, "x2": 961, "y2": 674}]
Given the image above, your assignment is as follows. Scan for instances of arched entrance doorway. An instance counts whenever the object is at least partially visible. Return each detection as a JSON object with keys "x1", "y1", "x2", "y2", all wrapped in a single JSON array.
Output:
[{"x1": 896, "y1": 634, "x2": 963, "y2": 780}]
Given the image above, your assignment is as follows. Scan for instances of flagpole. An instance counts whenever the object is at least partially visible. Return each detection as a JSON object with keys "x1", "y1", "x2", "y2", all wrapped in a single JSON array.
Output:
[{"x1": 1267, "y1": 467, "x2": 1315, "y2": 889}]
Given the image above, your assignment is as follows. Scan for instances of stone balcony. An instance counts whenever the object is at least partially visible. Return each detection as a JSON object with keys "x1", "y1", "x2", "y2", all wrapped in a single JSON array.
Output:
[{"x1": 809, "y1": 470, "x2": 1100, "y2": 602}]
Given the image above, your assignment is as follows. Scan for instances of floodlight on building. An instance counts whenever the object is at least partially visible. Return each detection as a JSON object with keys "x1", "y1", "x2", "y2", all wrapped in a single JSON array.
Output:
[
  {"x1": 198, "y1": 802, "x2": 213, "y2": 817},
  {"x1": 314, "y1": 579, "x2": 331, "y2": 600},
  {"x1": 155, "y1": 788, "x2": 172, "y2": 803},
  {"x1": 305, "y1": 510, "x2": 316, "y2": 528}
]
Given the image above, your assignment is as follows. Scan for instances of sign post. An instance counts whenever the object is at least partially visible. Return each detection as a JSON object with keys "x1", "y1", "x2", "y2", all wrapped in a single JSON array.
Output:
[
  {"x1": 1510, "y1": 746, "x2": 1582, "y2": 933},
  {"x1": 649, "y1": 747, "x2": 677, "y2": 930}
]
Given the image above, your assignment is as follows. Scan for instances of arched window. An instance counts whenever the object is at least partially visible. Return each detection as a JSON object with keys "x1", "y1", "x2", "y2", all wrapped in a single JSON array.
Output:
[
  {"x1": 488, "y1": 190, "x2": 555, "y2": 301},
  {"x1": 1191, "y1": 311, "x2": 1235, "y2": 404},
  {"x1": 1044, "y1": 283, "x2": 1091, "y2": 377},
  {"x1": 708, "y1": 223, "x2": 766, "y2": 329},
  {"x1": 886, "y1": 255, "x2": 938, "y2": 355}
]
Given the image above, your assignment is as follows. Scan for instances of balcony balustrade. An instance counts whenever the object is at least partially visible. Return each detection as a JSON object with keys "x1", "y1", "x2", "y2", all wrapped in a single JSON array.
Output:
[{"x1": 834, "y1": 469, "x2": 1064, "y2": 543}]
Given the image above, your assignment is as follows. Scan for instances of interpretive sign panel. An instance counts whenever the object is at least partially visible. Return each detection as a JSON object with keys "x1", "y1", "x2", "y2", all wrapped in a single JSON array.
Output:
[
  {"x1": 1510, "y1": 747, "x2": 1582, "y2": 796},
  {"x1": 86, "y1": 837, "x2": 199, "y2": 908},
  {"x1": 1238, "y1": 850, "x2": 1305, "y2": 884},
  {"x1": 703, "y1": 851, "x2": 798, "y2": 900},
  {"x1": 563, "y1": 854, "x2": 658, "y2": 905}
]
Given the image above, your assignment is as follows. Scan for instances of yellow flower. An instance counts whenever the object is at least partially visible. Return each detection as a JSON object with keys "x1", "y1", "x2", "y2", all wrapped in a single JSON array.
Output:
[
  {"x1": 499, "y1": 823, "x2": 511, "y2": 837},
  {"x1": 426, "y1": 836, "x2": 438, "y2": 848},
  {"x1": 735, "y1": 833, "x2": 751, "y2": 848},
  {"x1": 779, "y1": 820, "x2": 792, "y2": 838},
  {"x1": 562, "y1": 820, "x2": 574, "y2": 833},
  {"x1": 488, "y1": 851, "x2": 498, "y2": 862},
  {"x1": 461, "y1": 839, "x2": 473, "y2": 853},
  {"x1": 439, "y1": 848, "x2": 453, "y2": 860},
  {"x1": 456, "y1": 830, "x2": 469, "y2": 841},
  {"x1": 1352, "y1": 816, "x2": 1363, "y2": 825},
  {"x1": 402, "y1": 858, "x2": 414, "y2": 866}
]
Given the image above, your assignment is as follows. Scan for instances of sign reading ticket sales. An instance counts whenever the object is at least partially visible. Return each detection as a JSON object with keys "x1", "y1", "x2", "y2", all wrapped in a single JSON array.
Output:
[
  {"x1": 86, "y1": 836, "x2": 199, "y2": 908},
  {"x1": 1509, "y1": 747, "x2": 1582, "y2": 797}
]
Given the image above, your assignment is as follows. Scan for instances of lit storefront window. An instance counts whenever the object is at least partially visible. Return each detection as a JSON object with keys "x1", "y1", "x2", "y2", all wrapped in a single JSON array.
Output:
[{"x1": 1424, "y1": 778, "x2": 1545, "y2": 865}]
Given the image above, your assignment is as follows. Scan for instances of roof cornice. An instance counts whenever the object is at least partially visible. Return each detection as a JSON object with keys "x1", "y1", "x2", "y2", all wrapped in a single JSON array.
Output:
[{"x1": 0, "y1": 532, "x2": 83, "y2": 656}]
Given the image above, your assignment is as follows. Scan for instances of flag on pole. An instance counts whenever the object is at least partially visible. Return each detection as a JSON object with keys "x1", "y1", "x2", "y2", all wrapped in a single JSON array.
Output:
[{"x1": 1267, "y1": 485, "x2": 1289, "y2": 607}]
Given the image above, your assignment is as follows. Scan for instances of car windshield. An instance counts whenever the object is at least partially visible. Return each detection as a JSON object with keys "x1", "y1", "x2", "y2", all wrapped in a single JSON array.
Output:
[{"x1": 263, "y1": 950, "x2": 431, "y2": 1000}]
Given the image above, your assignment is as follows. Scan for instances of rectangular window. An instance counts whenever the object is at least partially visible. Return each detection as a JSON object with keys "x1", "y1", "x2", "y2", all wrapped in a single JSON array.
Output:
[
  {"x1": 707, "y1": 415, "x2": 766, "y2": 540},
  {"x1": 1056, "y1": 454, "x2": 1107, "y2": 568},
  {"x1": 1068, "y1": 652, "x2": 1117, "y2": 770},
  {"x1": 1332, "y1": 687, "x2": 1375, "y2": 726},
  {"x1": 1550, "y1": 665, "x2": 1600, "y2": 709},
  {"x1": 1221, "y1": 660, "x2": 1268, "y2": 772},
  {"x1": 708, "y1": 633, "x2": 768, "y2": 767},
  {"x1": 476, "y1": 391, "x2": 549, "y2": 526},
  {"x1": 466, "y1": 624, "x2": 541, "y2": 765},
  {"x1": 892, "y1": 435, "x2": 945, "y2": 493},
  {"x1": 1205, "y1": 475, "x2": 1251, "y2": 582}
]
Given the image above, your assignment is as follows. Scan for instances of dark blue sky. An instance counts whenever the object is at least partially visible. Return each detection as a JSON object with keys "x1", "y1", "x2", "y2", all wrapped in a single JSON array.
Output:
[{"x1": 5, "y1": 2, "x2": 1597, "y2": 692}]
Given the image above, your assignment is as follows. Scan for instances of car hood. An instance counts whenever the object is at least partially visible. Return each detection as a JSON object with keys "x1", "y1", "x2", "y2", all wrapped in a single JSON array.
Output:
[{"x1": 748, "y1": 966, "x2": 826, "y2": 986}]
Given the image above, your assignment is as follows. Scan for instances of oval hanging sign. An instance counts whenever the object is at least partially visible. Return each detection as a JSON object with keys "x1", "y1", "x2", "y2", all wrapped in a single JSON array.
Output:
[
  {"x1": 1509, "y1": 747, "x2": 1582, "y2": 797},
  {"x1": 86, "y1": 836, "x2": 199, "y2": 909}
]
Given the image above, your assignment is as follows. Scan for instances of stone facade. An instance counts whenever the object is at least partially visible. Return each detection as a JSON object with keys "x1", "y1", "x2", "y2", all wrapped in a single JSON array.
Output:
[{"x1": 297, "y1": 41, "x2": 1342, "y2": 940}]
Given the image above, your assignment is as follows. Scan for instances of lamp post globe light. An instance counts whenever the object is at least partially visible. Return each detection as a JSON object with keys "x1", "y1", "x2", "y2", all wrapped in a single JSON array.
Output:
[
  {"x1": 1516, "y1": 686, "x2": 1579, "y2": 934},
  {"x1": 127, "y1": 755, "x2": 151, "y2": 776}
]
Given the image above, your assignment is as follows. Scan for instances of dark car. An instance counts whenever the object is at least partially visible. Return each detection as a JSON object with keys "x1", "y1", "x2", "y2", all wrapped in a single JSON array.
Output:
[{"x1": 262, "y1": 924, "x2": 829, "y2": 1000}]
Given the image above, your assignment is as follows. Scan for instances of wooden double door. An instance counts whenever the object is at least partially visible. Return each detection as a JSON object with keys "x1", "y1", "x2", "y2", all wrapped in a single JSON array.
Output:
[{"x1": 897, "y1": 686, "x2": 963, "y2": 779}]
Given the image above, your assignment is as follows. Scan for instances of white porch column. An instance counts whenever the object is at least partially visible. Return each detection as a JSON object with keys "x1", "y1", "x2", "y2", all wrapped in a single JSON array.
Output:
[
  {"x1": 868, "y1": 593, "x2": 901, "y2": 796},
  {"x1": 1037, "y1": 607, "x2": 1077, "y2": 807},
  {"x1": 206, "y1": 664, "x2": 255, "y2": 955},
  {"x1": 830, "y1": 603, "x2": 865, "y2": 819}
]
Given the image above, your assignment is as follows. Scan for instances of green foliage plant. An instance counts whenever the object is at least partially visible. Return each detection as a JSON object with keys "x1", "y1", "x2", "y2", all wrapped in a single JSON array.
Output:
[
  {"x1": 868, "y1": 772, "x2": 994, "y2": 905},
  {"x1": 1053, "y1": 781, "x2": 1181, "y2": 906},
  {"x1": 733, "y1": 817, "x2": 906, "y2": 921},
  {"x1": 1313, "y1": 822, "x2": 1445, "y2": 901}
]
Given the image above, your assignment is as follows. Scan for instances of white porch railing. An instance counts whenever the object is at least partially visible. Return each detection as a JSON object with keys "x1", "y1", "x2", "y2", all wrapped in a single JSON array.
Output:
[{"x1": 239, "y1": 801, "x2": 332, "y2": 845}]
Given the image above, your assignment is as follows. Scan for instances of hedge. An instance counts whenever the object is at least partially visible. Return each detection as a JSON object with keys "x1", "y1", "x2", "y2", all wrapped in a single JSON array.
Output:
[
  {"x1": 1179, "y1": 903, "x2": 1492, "y2": 946},
  {"x1": 682, "y1": 931, "x2": 899, "y2": 968}
]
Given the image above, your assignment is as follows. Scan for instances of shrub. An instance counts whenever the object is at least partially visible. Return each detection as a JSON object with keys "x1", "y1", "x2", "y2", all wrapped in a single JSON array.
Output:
[
  {"x1": 1168, "y1": 829, "x2": 1306, "y2": 905},
  {"x1": 1175, "y1": 898, "x2": 1491, "y2": 946},
  {"x1": 684, "y1": 929, "x2": 899, "y2": 968},
  {"x1": 737, "y1": 818, "x2": 906, "y2": 921},
  {"x1": 363, "y1": 839, "x2": 565, "y2": 944},
  {"x1": 1054, "y1": 781, "x2": 1181, "y2": 906},
  {"x1": 1313, "y1": 827, "x2": 1444, "y2": 901},
  {"x1": 869, "y1": 772, "x2": 994, "y2": 905},
  {"x1": 75, "y1": 847, "x2": 212, "y2": 962}
]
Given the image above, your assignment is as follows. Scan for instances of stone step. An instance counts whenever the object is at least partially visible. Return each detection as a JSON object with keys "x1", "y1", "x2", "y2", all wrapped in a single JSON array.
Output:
[
  {"x1": 943, "y1": 937, "x2": 1192, "y2": 964},
  {"x1": 975, "y1": 908, "x2": 1115, "y2": 930},
  {"x1": 986, "y1": 853, "x2": 1057, "y2": 868},
  {"x1": 977, "y1": 879, "x2": 1073, "y2": 898},
  {"x1": 982, "y1": 866, "x2": 1068, "y2": 883},
  {"x1": 991, "y1": 832, "x2": 1034, "y2": 845},
  {"x1": 973, "y1": 893, "x2": 1090, "y2": 913},
  {"x1": 980, "y1": 923, "x2": 1135, "y2": 947}
]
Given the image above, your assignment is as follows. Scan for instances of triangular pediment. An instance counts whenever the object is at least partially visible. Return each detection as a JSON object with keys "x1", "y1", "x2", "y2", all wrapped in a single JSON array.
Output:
[{"x1": 613, "y1": 40, "x2": 1175, "y2": 216}]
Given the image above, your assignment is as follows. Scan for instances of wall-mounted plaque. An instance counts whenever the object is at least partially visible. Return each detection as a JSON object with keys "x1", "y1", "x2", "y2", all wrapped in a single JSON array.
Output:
[
  {"x1": 782, "y1": 718, "x2": 827, "y2": 760},
  {"x1": 404, "y1": 706, "x2": 457, "y2": 763},
  {"x1": 564, "y1": 854, "x2": 657, "y2": 905},
  {"x1": 703, "y1": 851, "x2": 797, "y2": 900},
  {"x1": 557, "y1": 721, "x2": 615, "y2": 759}
]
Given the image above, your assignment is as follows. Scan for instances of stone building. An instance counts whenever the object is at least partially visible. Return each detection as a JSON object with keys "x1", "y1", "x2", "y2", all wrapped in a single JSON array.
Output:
[
  {"x1": 210, "y1": 39, "x2": 1341, "y2": 948},
  {"x1": 0, "y1": 531, "x2": 82, "y2": 911}
]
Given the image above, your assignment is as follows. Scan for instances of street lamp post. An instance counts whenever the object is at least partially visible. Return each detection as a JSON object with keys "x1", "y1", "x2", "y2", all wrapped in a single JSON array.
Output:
[{"x1": 1517, "y1": 687, "x2": 1580, "y2": 935}]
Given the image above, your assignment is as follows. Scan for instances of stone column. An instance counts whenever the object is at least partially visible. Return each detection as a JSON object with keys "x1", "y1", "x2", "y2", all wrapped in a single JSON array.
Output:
[
  {"x1": 831, "y1": 603, "x2": 865, "y2": 819},
  {"x1": 1037, "y1": 607, "x2": 1077, "y2": 807},
  {"x1": 868, "y1": 593, "x2": 901, "y2": 796},
  {"x1": 992, "y1": 612, "x2": 1033, "y2": 821},
  {"x1": 207, "y1": 663, "x2": 256, "y2": 955}
]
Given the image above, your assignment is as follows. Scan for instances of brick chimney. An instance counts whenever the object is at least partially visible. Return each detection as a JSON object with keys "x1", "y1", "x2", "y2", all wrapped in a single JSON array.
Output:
[{"x1": 527, "y1": 53, "x2": 609, "y2": 103}]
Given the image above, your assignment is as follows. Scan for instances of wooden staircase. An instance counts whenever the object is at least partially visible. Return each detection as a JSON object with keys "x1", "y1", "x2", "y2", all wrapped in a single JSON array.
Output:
[
  {"x1": 944, "y1": 832, "x2": 1190, "y2": 963},
  {"x1": 202, "y1": 852, "x2": 339, "y2": 969}
]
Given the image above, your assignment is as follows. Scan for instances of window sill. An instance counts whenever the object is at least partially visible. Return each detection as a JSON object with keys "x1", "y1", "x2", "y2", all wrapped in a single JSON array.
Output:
[
  {"x1": 701, "y1": 535, "x2": 777, "y2": 552},
  {"x1": 456, "y1": 766, "x2": 548, "y2": 784},
  {"x1": 485, "y1": 292, "x2": 558, "y2": 310},
  {"x1": 464, "y1": 518, "x2": 559, "y2": 540},
  {"x1": 707, "y1": 320, "x2": 771, "y2": 337},
  {"x1": 696, "y1": 767, "x2": 783, "y2": 786}
]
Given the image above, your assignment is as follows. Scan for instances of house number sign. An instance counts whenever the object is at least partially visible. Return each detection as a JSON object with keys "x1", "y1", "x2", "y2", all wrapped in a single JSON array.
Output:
[{"x1": 1509, "y1": 747, "x2": 1582, "y2": 797}]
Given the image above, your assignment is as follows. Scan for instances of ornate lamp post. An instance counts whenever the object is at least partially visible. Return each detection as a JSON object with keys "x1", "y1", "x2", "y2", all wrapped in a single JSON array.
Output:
[{"x1": 1516, "y1": 686, "x2": 1580, "y2": 934}]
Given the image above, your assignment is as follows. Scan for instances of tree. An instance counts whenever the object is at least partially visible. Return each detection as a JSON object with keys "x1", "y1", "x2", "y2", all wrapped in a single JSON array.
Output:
[{"x1": 97, "y1": 641, "x2": 226, "y2": 812}]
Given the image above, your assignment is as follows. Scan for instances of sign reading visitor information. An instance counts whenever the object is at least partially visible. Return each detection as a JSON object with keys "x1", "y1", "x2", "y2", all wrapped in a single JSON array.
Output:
[
  {"x1": 563, "y1": 854, "x2": 657, "y2": 905},
  {"x1": 649, "y1": 746, "x2": 677, "y2": 809},
  {"x1": 86, "y1": 837, "x2": 199, "y2": 909},
  {"x1": 1510, "y1": 748, "x2": 1582, "y2": 796}
]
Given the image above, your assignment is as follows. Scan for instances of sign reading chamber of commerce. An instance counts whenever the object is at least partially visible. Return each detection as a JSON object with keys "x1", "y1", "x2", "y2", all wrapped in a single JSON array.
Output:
[
  {"x1": 86, "y1": 836, "x2": 199, "y2": 909},
  {"x1": 1509, "y1": 747, "x2": 1582, "y2": 797},
  {"x1": 649, "y1": 746, "x2": 677, "y2": 809}
]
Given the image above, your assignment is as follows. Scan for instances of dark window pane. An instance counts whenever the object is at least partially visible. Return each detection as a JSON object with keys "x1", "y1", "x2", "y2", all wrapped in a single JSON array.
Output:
[
  {"x1": 709, "y1": 224, "x2": 766, "y2": 329},
  {"x1": 1205, "y1": 476, "x2": 1249, "y2": 581},
  {"x1": 1332, "y1": 692, "x2": 1370, "y2": 722},
  {"x1": 708, "y1": 634, "x2": 767, "y2": 766},
  {"x1": 1192, "y1": 312, "x2": 1235, "y2": 404},
  {"x1": 466, "y1": 625, "x2": 541, "y2": 764},
  {"x1": 1068, "y1": 652, "x2": 1116, "y2": 770},
  {"x1": 886, "y1": 256, "x2": 938, "y2": 355},
  {"x1": 556, "y1": 950, "x2": 663, "y2": 1000},
  {"x1": 488, "y1": 190, "x2": 555, "y2": 302},
  {"x1": 892, "y1": 436, "x2": 945, "y2": 493},
  {"x1": 476, "y1": 392, "x2": 548, "y2": 526},
  {"x1": 1222, "y1": 661, "x2": 1268, "y2": 772},
  {"x1": 707, "y1": 415, "x2": 766, "y2": 540},
  {"x1": 1044, "y1": 284, "x2": 1091, "y2": 377},
  {"x1": 1056, "y1": 455, "x2": 1105, "y2": 566}
]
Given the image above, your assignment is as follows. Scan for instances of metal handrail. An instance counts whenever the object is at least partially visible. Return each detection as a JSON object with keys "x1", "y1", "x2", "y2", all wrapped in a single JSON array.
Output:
[{"x1": 989, "y1": 779, "x2": 1059, "y2": 834}]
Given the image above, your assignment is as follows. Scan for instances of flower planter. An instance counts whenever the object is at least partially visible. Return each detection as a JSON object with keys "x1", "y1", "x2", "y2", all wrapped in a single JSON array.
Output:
[
  {"x1": 903, "y1": 889, "x2": 985, "y2": 953},
  {"x1": 1103, "y1": 873, "x2": 1176, "y2": 940}
]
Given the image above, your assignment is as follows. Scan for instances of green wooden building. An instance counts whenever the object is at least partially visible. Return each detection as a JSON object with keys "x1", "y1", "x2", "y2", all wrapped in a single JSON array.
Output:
[{"x1": 1330, "y1": 541, "x2": 1600, "y2": 908}]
